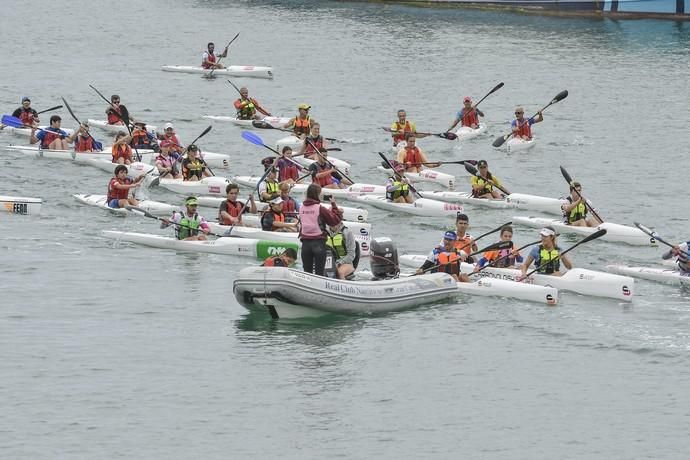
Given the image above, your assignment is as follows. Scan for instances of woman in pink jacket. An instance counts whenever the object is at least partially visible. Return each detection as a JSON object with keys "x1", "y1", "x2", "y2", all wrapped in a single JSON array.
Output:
[{"x1": 298, "y1": 184, "x2": 342, "y2": 276}]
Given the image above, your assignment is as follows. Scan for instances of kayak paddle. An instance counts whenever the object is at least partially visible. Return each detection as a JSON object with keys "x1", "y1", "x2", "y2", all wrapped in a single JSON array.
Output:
[
  {"x1": 303, "y1": 137, "x2": 355, "y2": 185},
  {"x1": 634, "y1": 223, "x2": 690, "y2": 257},
  {"x1": 382, "y1": 126, "x2": 458, "y2": 141},
  {"x1": 35, "y1": 105, "x2": 63, "y2": 115},
  {"x1": 125, "y1": 205, "x2": 225, "y2": 238},
  {"x1": 522, "y1": 229, "x2": 606, "y2": 279},
  {"x1": 475, "y1": 239, "x2": 541, "y2": 273},
  {"x1": 454, "y1": 221, "x2": 513, "y2": 255},
  {"x1": 464, "y1": 162, "x2": 511, "y2": 195},
  {"x1": 60, "y1": 97, "x2": 103, "y2": 152},
  {"x1": 88, "y1": 84, "x2": 143, "y2": 162},
  {"x1": 472, "y1": 82, "x2": 504, "y2": 109},
  {"x1": 378, "y1": 155, "x2": 477, "y2": 167},
  {"x1": 559, "y1": 166, "x2": 604, "y2": 224},
  {"x1": 417, "y1": 240, "x2": 513, "y2": 275},
  {"x1": 251, "y1": 119, "x2": 345, "y2": 143}
]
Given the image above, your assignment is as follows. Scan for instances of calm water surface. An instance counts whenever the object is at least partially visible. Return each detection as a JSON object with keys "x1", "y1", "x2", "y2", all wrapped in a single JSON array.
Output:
[{"x1": 1, "y1": 1, "x2": 689, "y2": 458}]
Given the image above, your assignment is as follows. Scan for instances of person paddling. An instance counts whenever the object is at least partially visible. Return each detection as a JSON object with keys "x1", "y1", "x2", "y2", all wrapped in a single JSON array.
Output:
[
  {"x1": 284, "y1": 103, "x2": 313, "y2": 138},
  {"x1": 262, "y1": 248, "x2": 298, "y2": 267},
  {"x1": 298, "y1": 123, "x2": 328, "y2": 159},
  {"x1": 30, "y1": 115, "x2": 75, "y2": 150},
  {"x1": 155, "y1": 141, "x2": 182, "y2": 177},
  {"x1": 512, "y1": 106, "x2": 543, "y2": 141},
  {"x1": 447, "y1": 96, "x2": 484, "y2": 132},
  {"x1": 105, "y1": 95, "x2": 128, "y2": 126},
  {"x1": 107, "y1": 165, "x2": 145, "y2": 208},
  {"x1": 519, "y1": 226, "x2": 572, "y2": 279},
  {"x1": 396, "y1": 134, "x2": 439, "y2": 173},
  {"x1": 476, "y1": 225, "x2": 523, "y2": 268},
  {"x1": 390, "y1": 109, "x2": 428, "y2": 147},
  {"x1": 73, "y1": 123, "x2": 103, "y2": 153},
  {"x1": 219, "y1": 183, "x2": 256, "y2": 226},
  {"x1": 415, "y1": 231, "x2": 471, "y2": 282},
  {"x1": 309, "y1": 148, "x2": 351, "y2": 189},
  {"x1": 12, "y1": 96, "x2": 39, "y2": 128},
  {"x1": 234, "y1": 87, "x2": 271, "y2": 120},
  {"x1": 202, "y1": 42, "x2": 228, "y2": 69},
  {"x1": 561, "y1": 181, "x2": 602, "y2": 227},
  {"x1": 471, "y1": 160, "x2": 507, "y2": 199},
  {"x1": 453, "y1": 213, "x2": 478, "y2": 255},
  {"x1": 112, "y1": 131, "x2": 133, "y2": 164},
  {"x1": 162, "y1": 196, "x2": 210, "y2": 241},
  {"x1": 159, "y1": 123, "x2": 183, "y2": 154},
  {"x1": 181, "y1": 145, "x2": 211, "y2": 181},
  {"x1": 385, "y1": 163, "x2": 414, "y2": 204},
  {"x1": 130, "y1": 121, "x2": 157, "y2": 151},
  {"x1": 261, "y1": 197, "x2": 298, "y2": 232},
  {"x1": 276, "y1": 147, "x2": 303, "y2": 184},
  {"x1": 661, "y1": 241, "x2": 690, "y2": 274}
]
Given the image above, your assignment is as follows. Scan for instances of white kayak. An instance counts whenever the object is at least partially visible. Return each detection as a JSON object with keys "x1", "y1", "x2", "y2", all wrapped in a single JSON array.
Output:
[
  {"x1": 505, "y1": 193, "x2": 566, "y2": 216},
  {"x1": 292, "y1": 155, "x2": 351, "y2": 177},
  {"x1": 202, "y1": 115, "x2": 290, "y2": 128},
  {"x1": 506, "y1": 137, "x2": 536, "y2": 153},
  {"x1": 454, "y1": 124, "x2": 487, "y2": 141},
  {"x1": 276, "y1": 135, "x2": 303, "y2": 154},
  {"x1": 161, "y1": 65, "x2": 273, "y2": 79},
  {"x1": 208, "y1": 221, "x2": 372, "y2": 256},
  {"x1": 2, "y1": 125, "x2": 74, "y2": 138},
  {"x1": 0, "y1": 195, "x2": 42, "y2": 215},
  {"x1": 419, "y1": 190, "x2": 512, "y2": 209},
  {"x1": 87, "y1": 119, "x2": 157, "y2": 135},
  {"x1": 102, "y1": 230, "x2": 298, "y2": 260},
  {"x1": 232, "y1": 176, "x2": 387, "y2": 198},
  {"x1": 5, "y1": 144, "x2": 108, "y2": 161},
  {"x1": 152, "y1": 176, "x2": 231, "y2": 196},
  {"x1": 73, "y1": 194, "x2": 179, "y2": 217},
  {"x1": 399, "y1": 256, "x2": 633, "y2": 301},
  {"x1": 605, "y1": 265, "x2": 690, "y2": 286},
  {"x1": 79, "y1": 157, "x2": 156, "y2": 178},
  {"x1": 454, "y1": 276, "x2": 558, "y2": 305},
  {"x1": 513, "y1": 216, "x2": 657, "y2": 247},
  {"x1": 376, "y1": 166, "x2": 455, "y2": 190},
  {"x1": 349, "y1": 195, "x2": 463, "y2": 217},
  {"x1": 233, "y1": 267, "x2": 458, "y2": 318}
]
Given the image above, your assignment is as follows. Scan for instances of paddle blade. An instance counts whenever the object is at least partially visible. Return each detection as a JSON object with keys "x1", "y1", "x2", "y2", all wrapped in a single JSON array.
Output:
[
  {"x1": 37, "y1": 105, "x2": 63, "y2": 115},
  {"x1": 492, "y1": 134, "x2": 509, "y2": 148},
  {"x1": 560, "y1": 166, "x2": 575, "y2": 185},
  {"x1": 634, "y1": 222, "x2": 655, "y2": 237},
  {"x1": 192, "y1": 125, "x2": 213, "y2": 144},
  {"x1": 474, "y1": 240, "x2": 512, "y2": 255},
  {"x1": 119, "y1": 106, "x2": 131, "y2": 128},
  {"x1": 552, "y1": 90, "x2": 569, "y2": 104},
  {"x1": 242, "y1": 130, "x2": 265, "y2": 146},
  {"x1": 251, "y1": 120, "x2": 273, "y2": 129},
  {"x1": 61, "y1": 97, "x2": 81, "y2": 125},
  {"x1": 490, "y1": 82, "x2": 505, "y2": 94},
  {"x1": 1, "y1": 115, "x2": 24, "y2": 128},
  {"x1": 464, "y1": 163, "x2": 478, "y2": 176},
  {"x1": 579, "y1": 228, "x2": 607, "y2": 245},
  {"x1": 439, "y1": 132, "x2": 457, "y2": 140}
]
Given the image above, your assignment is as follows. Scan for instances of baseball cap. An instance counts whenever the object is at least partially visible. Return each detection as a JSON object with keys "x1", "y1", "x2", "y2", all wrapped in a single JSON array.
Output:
[
  {"x1": 270, "y1": 197, "x2": 284, "y2": 205},
  {"x1": 539, "y1": 226, "x2": 556, "y2": 237},
  {"x1": 185, "y1": 197, "x2": 198, "y2": 206},
  {"x1": 21, "y1": 96, "x2": 30, "y2": 103},
  {"x1": 463, "y1": 96, "x2": 472, "y2": 103},
  {"x1": 443, "y1": 231, "x2": 458, "y2": 241},
  {"x1": 477, "y1": 160, "x2": 488, "y2": 168},
  {"x1": 164, "y1": 122, "x2": 174, "y2": 130},
  {"x1": 134, "y1": 121, "x2": 146, "y2": 126},
  {"x1": 187, "y1": 144, "x2": 199, "y2": 151},
  {"x1": 298, "y1": 103, "x2": 311, "y2": 110}
]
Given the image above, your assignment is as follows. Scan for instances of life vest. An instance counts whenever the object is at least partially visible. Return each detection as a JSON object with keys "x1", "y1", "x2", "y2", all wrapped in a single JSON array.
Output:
[
  {"x1": 304, "y1": 135, "x2": 323, "y2": 157},
  {"x1": 262, "y1": 256, "x2": 288, "y2": 267},
  {"x1": 40, "y1": 128, "x2": 62, "y2": 148},
  {"x1": 392, "y1": 120, "x2": 412, "y2": 145},
  {"x1": 282, "y1": 196, "x2": 297, "y2": 214},
  {"x1": 460, "y1": 108, "x2": 479, "y2": 127},
  {"x1": 261, "y1": 180, "x2": 280, "y2": 202},
  {"x1": 312, "y1": 162, "x2": 334, "y2": 187},
  {"x1": 326, "y1": 232, "x2": 348, "y2": 259},
  {"x1": 472, "y1": 174, "x2": 495, "y2": 197},
  {"x1": 235, "y1": 98, "x2": 256, "y2": 119},
  {"x1": 292, "y1": 116, "x2": 311, "y2": 136},
  {"x1": 74, "y1": 135, "x2": 94, "y2": 153},
  {"x1": 678, "y1": 243, "x2": 690, "y2": 272},
  {"x1": 131, "y1": 129, "x2": 152, "y2": 147},
  {"x1": 386, "y1": 178, "x2": 409, "y2": 200},
  {"x1": 484, "y1": 246, "x2": 517, "y2": 268},
  {"x1": 403, "y1": 146, "x2": 423, "y2": 166},
  {"x1": 107, "y1": 177, "x2": 130, "y2": 201},
  {"x1": 514, "y1": 119, "x2": 532, "y2": 139},
  {"x1": 436, "y1": 248, "x2": 460, "y2": 276},
  {"x1": 202, "y1": 51, "x2": 216, "y2": 68},
  {"x1": 219, "y1": 200, "x2": 244, "y2": 225},
  {"x1": 278, "y1": 159, "x2": 299, "y2": 182},
  {"x1": 564, "y1": 196, "x2": 587, "y2": 224},
  {"x1": 177, "y1": 213, "x2": 201, "y2": 240},
  {"x1": 183, "y1": 158, "x2": 205, "y2": 180},
  {"x1": 106, "y1": 107, "x2": 122, "y2": 124},
  {"x1": 536, "y1": 245, "x2": 560, "y2": 274},
  {"x1": 155, "y1": 153, "x2": 177, "y2": 170},
  {"x1": 261, "y1": 210, "x2": 285, "y2": 231},
  {"x1": 19, "y1": 108, "x2": 36, "y2": 126},
  {"x1": 454, "y1": 234, "x2": 474, "y2": 253},
  {"x1": 161, "y1": 133, "x2": 181, "y2": 152},
  {"x1": 299, "y1": 203, "x2": 325, "y2": 238},
  {"x1": 112, "y1": 144, "x2": 132, "y2": 163}
]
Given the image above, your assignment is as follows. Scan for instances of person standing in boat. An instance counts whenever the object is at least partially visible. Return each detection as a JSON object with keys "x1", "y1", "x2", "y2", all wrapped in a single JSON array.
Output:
[
  {"x1": 385, "y1": 163, "x2": 414, "y2": 204},
  {"x1": 471, "y1": 160, "x2": 508, "y2": 199},
  {"x1": 661, "y1": 241, "x2": 690, "y2": 274},
  {"x1": 447, "y1": 96, "x2": 484, "y2": 132},
  {"x1": 519, "y1": 226, "x2": 572, "y2": 279},
  {"x1": 415, "y1": 231, "x2": 471, "y2": 282},
  {"x1": 261, "y1": 197, "x2": 298, "y2": 232},
  {"x1": 511, "y1": 106, "x2": 543, "y2": 141},
  {"x1": 298, "y1": 123, "x2": 328, "y2": 159},
  {"x1": 276, "y1": 147, "x2": 303, "y2": 185},
  {"x1": 390, "y1": 109, "x2": 428, "y2": 147},
  {"x1": 309, "y1": 149, "x2": 351, "y2": 189},
  {"x1": 219, "y1": 183, "x2": 256, "y2": 226},
  {"x1": 155, "y1": 141, "x2": 182, "y2": 178},
  {"x1": 454, "y1": 213, "x2": 478, "y2": 255},
  {"x1": 162, "y1": 196, "x2": 210, "y2": 241},
  {"x1": 284, "y1": 103, "x2": 313, "y2": 138},
  {"x1": 73, "y1": 123, "x2": 103, "y2": 153},
  {"x1": 234, "y1": 87, "x2": 271, "y2": 120},
  {"x1": 107, "y1": 165, "x2": 145, "y2": 209},
  {"x1": 202, "y1": 42, "x2": 228, "y2": 69},
  {"x1": 181, "y1": 145, "x2": 211, "y2": 181},
  {"x1": 325, "y1": 219, "x2": 359, "y2": 280},
  {"x1": 476, "y1": 225, "x2": 523, "y2": 269},
  {"x1": 561, "y1": 181, "x2": 602, "y2": 227},
  {"x1": 112, "y1": 131, "x2": 133, "y2": 165},
  {"x1": 299, "y1": 184, "x2": 342, "y2": 276},
  {"x1": 12, "y1": 97, "x2": 39, "y2": 127},
  {"x1": 262, "y1": 248, "x2": 298, "y2": 267},
  {"x1": 30, "y1": 115, "x2": 75, "y2": 150},
  {"x1": 106, "y1": 95, "x2": 128, "y2": 126},
  {"x1": 395, "y1": 135, "x2": 439, "y2": 174}
]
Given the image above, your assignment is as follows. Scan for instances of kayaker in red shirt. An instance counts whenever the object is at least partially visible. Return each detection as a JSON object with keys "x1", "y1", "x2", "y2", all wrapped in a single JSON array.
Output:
[
  {"x1": 12, "y1": 97, "x2": 39, "y2": 127},
  {"x1": 112, "y1": 131, "x2": 133, "y2": 164},
  {"x1": 511, "y1": 106, "x2": 543, "y2": 140},
  {"x1": 202, "y1": 42, "x2": 228, "y2": 69},
  {"x1": 447, "y1": 96, "x2": 485, "y2": 131},
  {"x1": 107, "y1": 164, "x2": 145, "y2": 208}
]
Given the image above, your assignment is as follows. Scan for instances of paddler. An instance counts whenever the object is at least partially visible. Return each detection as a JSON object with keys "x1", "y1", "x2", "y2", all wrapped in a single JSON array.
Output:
[
  {"x1": 476, "y1": 225, "x2": 523, "y2": 268},
  {"x1": 454, "y1": 213, "x2": 478, "y2": 255},
  {"x1": 30, "y1": 115, "x2": 75, "y2": 150},
  {"x1": 234, "y1": 87, "x2": 271, "y2": 120},
  {"x1": 105, "y1": 95, "x2": 128, "y2": 125},
  {"x1": 561, "y1": 182, "x2": 602, "y2": 227},
  {"x1": 447, "y1": 96, "x2": 484, "y2": 131},
  {"x1": 512, "y1": 106, "x2": 543, "y2": 141},
  {"x1": 73, "y1": 123, "x2": 103, "y2": 153},
  {"x1": 326, "y1": 219, "x2": 359, "y2": 280},
  {"x1": 112, "y1": 131, "x2": 133, "y2": 164},
  {"x1": 107, "y1": 165, "x2": 145, "y2": 208},
  {"x1": 284, "y1": 103, "x2": 313, "y2": 138},
  {"x1": 519, "y1": 226, "x2": 572, "y2": 278},
  {"x1": 12, "y1": 96, "x2": 39, "y2": 128},
  {"x1": 278, "y1": 183, "x2": 300, "y2": 222},
  {"x1": 471, "y1": 160, "x2": 508, "y2": 199},
  {"x1": 309, "y1": 148, "x2": 351, "y2": 189},
  {"x1": 298, "y1": 122, "x2": 328, "y2": 159},
  {"x1": 276, "y1": 147, "x2": 303, "y2": 185},
  {"x1": 181, "y1": 145, "x2": 211, "y2": 181},
  {"x1": 162, "y1": 196, "x2": 211, "y2": 241},
  {"x1": 201, "y1": 42, "x2": 228, "y2": 69},
  {"x1": 130, "y1": 121, "x2": 157, "y2": 151},
  {"x1": 396, "y1": 134, "x2": 439, "y2": 173},
  {"x1": 385, "y1": 162, "x2": 414, "y2": 204},
  {"x1": 155, "y1": 141, "x2": 182, "y2": 178},
  {"x1": 260, "y1": 197, "x2": 298, "y2": 232},
  {"x1": 390, "y1": 109, "x2": 428, "y2": 147},
  {"x1": 258, "y1": 163, "x2": 282, "y2": 203},
  {"x1": 218, "y1": 183, "x2": 256, "y2": 226},
  {"x1": 415, "y1": 231, "x2": 471, "y2": 282},
  {"x1": 159, "y1": 123, "x2": 183, "y2": 154},
  {"x1": 661, "y1": 241, "x2": 690, "y2": 274},
  {"x1": 262, "y1": 248, "x2": 298, "y2": 267}
]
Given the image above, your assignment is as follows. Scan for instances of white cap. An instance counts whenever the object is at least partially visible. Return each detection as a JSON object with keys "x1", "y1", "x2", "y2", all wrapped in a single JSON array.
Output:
[
  {"x1": 270, "y1": 197, "x2": 283, "y2": 205},
  {"x1": 539, "y1": 227, "x2": 556, "y2": 237},
  {"x1": 164, "y1": 122, "x2": 174, "y2": 130}
]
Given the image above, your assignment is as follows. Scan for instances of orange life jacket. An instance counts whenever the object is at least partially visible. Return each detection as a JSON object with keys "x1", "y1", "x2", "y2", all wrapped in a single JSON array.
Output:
[
  {"x1": 293, "y1": 116, "x2": 311, "y2": 136},
  {"x1": 219, "y1": 200, "x2": 244, "y2": 224},
  {"x1": 403, "y1": 146, "x2": 422, "y2": 166},
  {"x1": 460, "y1": 108, "x2": 479, "y2": 127},
  {"x1": 437, "y1": 250, "x2": 460, "y2": 276},
  {"x1": 74, "y1": 136, "x2": 94, "y2": 152},
  {"x1": 392, "y1": 120, "x2": 412, "y2": 145}
]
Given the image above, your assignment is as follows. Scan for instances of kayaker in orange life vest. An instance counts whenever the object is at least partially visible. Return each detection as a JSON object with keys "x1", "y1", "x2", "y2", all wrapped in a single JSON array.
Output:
[
  {"x1": 234, "y1": 87, "x2": 271, "y2": 120},
  {"x1": 284, "y1": 103, "x2": 314, "y2": 138},
  {"x1": 395, "y1": 134, "x2": 439, "y2": 173},
  {"x1": 511, "y1": 106, "x2": 543, "y2": 141},
  {"x1": 262, "y1": 247, "x2": 298, "y2": 267},
  {"x1": 112, "y1": 131, "x2": 133, "y2": 165},
  {"x1": 11, "y1": 97, "x2": 39, "y2": 128},
  {"x1": 454, "y1": 212, "x2": 478, "y2": 255},
  {"x1": 447, "y1": 96, "x2": 485, "y2": 131},
  {"x1": 390, "y1": 109, "x2": 429, "y2": 147},
  {"x1": 202, "y1": 42, "x2": 228, "y2": 69},
  {"x1": 105, "y1": 95, "x2": 129, "y2": 125},
  {"x1": 298, "y1": 122, "x2": 328, "y2": 159},
  {"x1": 261, "y1": 197, "x2": 298, "y2": 232},
  {"x1": 29, "y1": 115, "x2": 76, "y2": 150},
  {"x1": 73, "y1": 122, "x2": 103, "y2": 153},
  {"x1": 218, "y1": 183, "x2": 256, "y2": 226},
  {"x1": 415, "y1": 231, "x2": 471, "y2": 282}
]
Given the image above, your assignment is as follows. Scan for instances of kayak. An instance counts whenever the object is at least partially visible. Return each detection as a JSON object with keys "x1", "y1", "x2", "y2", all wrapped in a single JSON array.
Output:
[
  {"x1": 348, "y1": 195, "x2": 463, "y2": 217},
  {"x1": 376, "y1": 166, "x2": 455, "y2": 190},
  {"x1": 512, "y1": 216, "x2": 657, "y2": 247},
  {"x1": 87, "y1": 119, "x2": 157, "y2": 135},
  {"x1": 161, "y1": 65, "x2": 273, "y2": 79},
  {"x1": 505, "y1": 193, "x2": 566, "y2": 216},
  {"x1": 152, "y1": 176, "x2": 232, "y2": 196},
  {"x1": 0, "y1": 195, "x2": 42, "y2": 215},
  {"x1": 453, "y1": 276, "x2": 558, "y2": 305},
  {"x1": 208, "y1": 221, "x2": 372, "y2": 256},
  {"x1": 102, "y1": 230, "x2": 298, "y2": 260},
  {"x1": 202, "y1": 115, "x2": 290, "y2": 128},
  {"x1": 506, "y1": 137, "x2": 536, "y2": 153},
  {"x1": 73, "y1": 194, "x2": 179, "y2": 216},
  {"x1": 5, "y1": 144, "x2": 109, "y2": 161},
  {"x1": 194, "y1": 195, "x2": 369, "y2": 222},
  {"x1": 292, "y1": 155, "x2": 352, "y2": 177},
  {"x1": 605, "y1": 265, "x2": 690, "y2": 286},
  {"x1": 454, "y1": 124, "x2": 487, "y2": 141},
  {"x1": 2, "y1": 125, "x2": 74, "y2": 138},
  {"x1": 79, "y1": 157, "x2": 156, "y2": 178},
  {"x1": 399, "y1": 256, "x2": 634, "y2": 301},
  {"x1": 233, "y1": 266, "x2": 458, "y2": 318},
  {"x1": 232, "y1": 176, "x2": 387, "y2": 198},
  {"x1": 276, "y1": 135, "x2": 303, "y2": 154},
  {"x1": 419, "y1": 190, "x2": 513, "y2": 209}
]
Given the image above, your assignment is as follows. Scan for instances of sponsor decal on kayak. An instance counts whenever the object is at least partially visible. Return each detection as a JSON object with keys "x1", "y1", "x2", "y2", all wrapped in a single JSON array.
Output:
[
  {"x1": 546, "y1": 294, "x2": 556, "y2": 305},
  {"x1": 421, "y1": 172, "x2": 438, "y2": 179},
  {"x1": 354, "y1": 186, "x2": 376, "y2": 193},
  {"x1": 360, "y1": 242, "x2": 369, "y2": 252},
  {"x1": 4, "y1": 202, "x2": 28, "y2": 214},
  {"x1": 622, "y1": 286, "x2": 631, "y2": 296},
  {"x1": 477, "y1": 271, "x2": 535, "y2": 284},
  {"x1": 208, "y1": 186, "x2": 221, "y2": 194},
  {"x1": 443, "y1": 203, "x2": 463, "y2": 211},
  {"x1": 359, "y1": 228, "x2": 368, "y2": 236},
  {"x1": 448, "y1": 180, "x2": 454, "y2": 191},
  {"x1": 242, "y1": 66, "x2": 255, "y2": 70}
]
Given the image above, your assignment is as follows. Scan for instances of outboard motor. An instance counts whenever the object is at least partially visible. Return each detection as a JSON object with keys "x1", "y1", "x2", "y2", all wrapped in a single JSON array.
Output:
[{"x1": 370, "y1": 237, "x2": 400, "y2": 280}]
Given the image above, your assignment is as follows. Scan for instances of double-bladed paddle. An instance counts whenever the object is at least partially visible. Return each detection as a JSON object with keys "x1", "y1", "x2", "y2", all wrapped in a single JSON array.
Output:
[
  {"x1": 89, "y1": 84, "x2": 142, "y2": 161},
  {"x1": 382, "y1": 126, "x2": 458, "y2": 141},
  {"x1": 251, "y1": 119, "x2": 345, "y2": 143},
  {"x1": 634, "y1": 223, "x2": 690, "y2": 257},
  {"x1": 126, "y1": 205, "x2": 224, "y2": 238},
  {"x1": 378, "y1": 155, "x2": 477, "y2": 168},
  {"x1": 35, "y1": 105, "x2": 63, "y2": 115},
  {"x1": 492, "y1": 89, "x2": 569, "y2": 148},
  {"x1": 60, "y1": 97, "x2": 103, "y2": 155},
  {"x1": 417, "y1": 240, "x2": 513, "y2": 275}
]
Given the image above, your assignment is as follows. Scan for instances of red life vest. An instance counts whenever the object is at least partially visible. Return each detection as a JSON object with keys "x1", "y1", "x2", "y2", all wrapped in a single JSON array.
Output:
[
  {"x1": 304, "y1": 135, "x2": 323, "y2": 157},
  {"x1": 514, "y1": 119, "x2": 532, "y2": 139},
  {"x1": 312, "y1": 162, "x2": 334, "y2": 187},
  {"x1": 282, "y1": 197, "x2": 297, "y2": 214},
  {"x1": 19, "y1": 109, "x2": 36, "y2": 126},
  {"x1": 460, "y1": 108, "x2": 479, "y2": 127},
  {"x1": 107, "y1": 177, "x2": 130, "y2": 201},
  {"x1": 219, "y1": 200, "x2": 244, "y2": 225},
  {"x1": 392, "y1": 120, "x2": 412, "y2": 145},
  {"x1": 293, "y1": 116, "x2": 311, "y2": 136},
  {"x1": 112, "y1": 144, "x2": 132, "y2": 163},
  {"x1": 40, "y1": 129, "x2": 61, "y2": 148},
  {"x1": 299, "y1": 203, "x2": 325, "y2": 238},
  {"x1": 131, "y1": 129, "x2": 152, "y2": 146},
  {"x1": 162, "y1": 133, "x2": 181, "y2": 151},
  {"x1": 278, "y1": 161, "x2": 299, "y2": 182},
  {"x1": 403, "y1": 146, "x2": 423, "y2": 166},
  {"x1": 107, "y1": 107, "x2": 122, "y2": 124},
  {"x1": 74, "y1": 136, "x2": 94, "y2": 153},
  {"x1": 202, "y1": 51, "x2": 216, "y2": 68}
]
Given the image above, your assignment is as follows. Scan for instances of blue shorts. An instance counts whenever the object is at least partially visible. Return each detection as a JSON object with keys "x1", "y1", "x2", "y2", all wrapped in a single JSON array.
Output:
[{"x1": 108, "y1": 199, "x2": 121, "y2": 208}]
